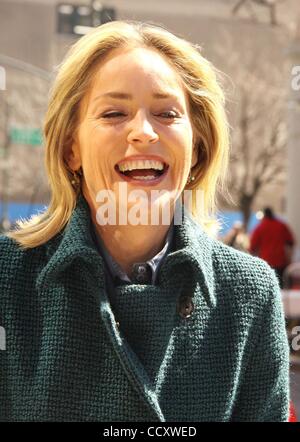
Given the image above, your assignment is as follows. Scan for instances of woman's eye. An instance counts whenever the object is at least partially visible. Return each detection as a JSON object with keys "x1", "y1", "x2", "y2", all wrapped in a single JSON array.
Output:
[
  {"x1": 102, "y1": 112, "x2": 125, "y2": 118},
  {"x1": 159, "y1": 111, "x2": 180, "y2": 119}
]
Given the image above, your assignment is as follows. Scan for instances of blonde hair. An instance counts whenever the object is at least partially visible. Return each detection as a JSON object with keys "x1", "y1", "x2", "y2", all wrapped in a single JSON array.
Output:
[{"x1": 6, "y1": 20, "x2": 229, "y2": 248}]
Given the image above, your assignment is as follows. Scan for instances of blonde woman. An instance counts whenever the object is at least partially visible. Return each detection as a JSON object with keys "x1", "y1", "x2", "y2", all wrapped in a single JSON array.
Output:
[{"x1": 0, "y1": 21, "x2": 289, "y2": 422}]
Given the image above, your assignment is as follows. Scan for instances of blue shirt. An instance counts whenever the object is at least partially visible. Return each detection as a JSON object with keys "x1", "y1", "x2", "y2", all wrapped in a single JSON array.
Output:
[{"x1": 90, "y1": 221, "x2": 174, "y2": 285}]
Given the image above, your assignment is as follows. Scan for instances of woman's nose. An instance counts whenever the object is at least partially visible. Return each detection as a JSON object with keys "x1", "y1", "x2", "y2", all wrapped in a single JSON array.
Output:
[{"x1": 127, "y1": 110, "x2": 159, "y2": 145}]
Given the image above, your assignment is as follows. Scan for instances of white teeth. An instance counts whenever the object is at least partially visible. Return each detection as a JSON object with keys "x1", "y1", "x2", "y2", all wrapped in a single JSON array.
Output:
[
  {"x1": 118, "y1": 159, "x2": 164, "y2": 172},
  {"x1": 131, "y1": 175, "x2": 156, "y2": 180}
]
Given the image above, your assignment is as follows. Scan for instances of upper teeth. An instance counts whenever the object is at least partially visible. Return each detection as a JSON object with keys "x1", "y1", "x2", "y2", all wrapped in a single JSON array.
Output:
[{"x1": 118, "y1": 160, "x2": 164, "y2": 172}]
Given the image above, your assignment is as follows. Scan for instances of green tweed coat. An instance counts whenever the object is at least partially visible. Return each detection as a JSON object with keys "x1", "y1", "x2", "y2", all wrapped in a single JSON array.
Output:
[{"x1": 0, "y1": 195, "x2": 290, "y2": 421}]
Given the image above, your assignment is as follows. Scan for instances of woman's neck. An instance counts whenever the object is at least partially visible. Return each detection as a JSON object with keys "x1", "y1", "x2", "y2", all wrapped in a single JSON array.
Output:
[
  {"x1": 95, "y1": 223, "x2": 171, "y2": 277},
  {"x1": 84, "y1": 190, "x2": 173, "y2": 277}
]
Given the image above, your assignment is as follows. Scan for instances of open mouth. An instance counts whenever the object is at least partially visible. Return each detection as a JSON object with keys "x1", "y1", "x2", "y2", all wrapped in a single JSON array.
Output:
[{"x1": 114, "y1": 159, "x2": 169, "y2": 184}]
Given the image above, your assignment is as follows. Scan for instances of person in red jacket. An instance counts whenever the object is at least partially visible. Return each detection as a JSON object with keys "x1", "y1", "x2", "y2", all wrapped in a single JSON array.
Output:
[{"x1": 250, "y1": 207, "x2": 295, "y2": 288}]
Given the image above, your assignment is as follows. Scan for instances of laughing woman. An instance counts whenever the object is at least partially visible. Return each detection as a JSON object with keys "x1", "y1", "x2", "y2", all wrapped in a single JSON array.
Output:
[{"x1": 0, "y1": 21, "x2": 289, "y2": 422}]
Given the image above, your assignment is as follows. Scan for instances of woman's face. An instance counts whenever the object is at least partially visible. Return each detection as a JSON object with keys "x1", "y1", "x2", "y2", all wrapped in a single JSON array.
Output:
[{"x1": 67, "y1": 46, "x2": 197, "y2": 220}]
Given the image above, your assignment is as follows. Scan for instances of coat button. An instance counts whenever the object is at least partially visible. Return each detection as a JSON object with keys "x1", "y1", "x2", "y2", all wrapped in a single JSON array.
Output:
[
  {"x1": 177, "y1": 295, "x2": 194, "y2": 319},
  {"x1": 132, "y1": 263, "x2": 152, "y2": 284}
]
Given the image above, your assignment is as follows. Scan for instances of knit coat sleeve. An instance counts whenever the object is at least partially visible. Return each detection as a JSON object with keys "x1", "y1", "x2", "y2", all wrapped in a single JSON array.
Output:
[{"x1": 231, "y1": 267, "x2": 290, "y2": 422}]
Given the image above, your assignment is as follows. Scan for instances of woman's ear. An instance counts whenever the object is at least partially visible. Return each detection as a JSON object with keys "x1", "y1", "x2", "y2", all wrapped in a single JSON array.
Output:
[
  {"x1": 64, "y1": 138, "x2": 82, "y2": 171},
  {"x1": 191, "y1": 144, "x2": 198, "y2": 168}
]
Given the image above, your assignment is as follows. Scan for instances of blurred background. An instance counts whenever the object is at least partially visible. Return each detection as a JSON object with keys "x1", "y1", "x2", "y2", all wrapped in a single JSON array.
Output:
[{"x1": 0, "y1": 0, "x2": 300, "y2": 420}]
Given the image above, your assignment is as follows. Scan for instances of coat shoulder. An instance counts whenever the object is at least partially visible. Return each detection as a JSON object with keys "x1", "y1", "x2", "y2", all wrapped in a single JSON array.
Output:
[
  {"x1": 209, "y1": 235, "x2": 279, "y2": 304},
  {"x1": 0, "y1": 234, "x2": 47, "y2": 262},
  {"x1": 0, "y1": 234, "x2": 26, "y2": 267},
  {"x1": 0, "y1": 234, "x2": 46, "y2": 300},
  {"x1": 211, "y1": 235, "x2": 271, "y2": 277},
  {"x1": 187, "y1": 213, "x2": 279, "y2": 307},
  {"x1": 188, "y1": 217, "x2": 273, "y2": 292}
]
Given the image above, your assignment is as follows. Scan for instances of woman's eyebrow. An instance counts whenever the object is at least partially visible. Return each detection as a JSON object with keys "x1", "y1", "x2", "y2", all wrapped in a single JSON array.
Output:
[{"x1": 92, "y1": 91, "x2": 181, "y2": 102}]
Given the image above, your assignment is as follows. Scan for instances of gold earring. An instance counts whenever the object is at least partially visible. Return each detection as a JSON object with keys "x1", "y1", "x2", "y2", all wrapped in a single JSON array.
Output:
[
  {"x1": 187, "y1": 170, "x2": 195, "y2": 185},
  {"x1": 70, "y1": 167, "x2": 83, "y2": 190}
]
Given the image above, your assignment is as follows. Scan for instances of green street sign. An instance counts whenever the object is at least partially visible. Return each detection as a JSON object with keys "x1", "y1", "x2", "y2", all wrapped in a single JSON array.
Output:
[{"x1": 9, "y1": 127, "x2": 43, "y2": 146}]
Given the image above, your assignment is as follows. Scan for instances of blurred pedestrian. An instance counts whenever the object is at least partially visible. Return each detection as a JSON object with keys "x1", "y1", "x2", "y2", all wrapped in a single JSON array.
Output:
[
  {"x1": 222, "y1": 221, "x2": 249, "y2": 253},
  {"x1": 250, "y1": 207, "x2": 295, "y2": 288}
]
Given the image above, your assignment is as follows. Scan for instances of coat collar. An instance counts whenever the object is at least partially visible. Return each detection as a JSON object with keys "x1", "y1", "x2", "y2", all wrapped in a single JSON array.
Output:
[
  {"x1": 36, "y1": 194, "x2": 105, "y2": 293},
  {"x1": 160, "y1": 208, "x2": 216, "y2": 307},
  {"x1": 36, "y1": 193, "x2": 216, "y2": 307}
]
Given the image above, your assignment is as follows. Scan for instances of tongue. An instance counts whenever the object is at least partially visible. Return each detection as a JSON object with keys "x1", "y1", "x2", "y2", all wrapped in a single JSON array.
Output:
[{"x1": 125, "y1": 168, "x2": 160, "y2": 179}]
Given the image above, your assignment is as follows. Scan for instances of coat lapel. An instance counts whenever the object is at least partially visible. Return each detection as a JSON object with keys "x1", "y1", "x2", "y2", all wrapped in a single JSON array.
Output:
[{"x1": 160, "y1": 207, "x2": 216, "y2": 308}]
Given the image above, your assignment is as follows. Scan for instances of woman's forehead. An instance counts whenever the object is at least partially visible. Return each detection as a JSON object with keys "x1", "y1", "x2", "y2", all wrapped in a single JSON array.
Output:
[{"x1": 89, "y1": 47, "x2": 186, "y2": 98}]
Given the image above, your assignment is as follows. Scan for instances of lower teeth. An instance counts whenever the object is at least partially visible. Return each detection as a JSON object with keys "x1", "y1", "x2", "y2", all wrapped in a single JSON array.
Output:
[{"x1": 131, "y1": 175, "x2": 156, "y2": 180}]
